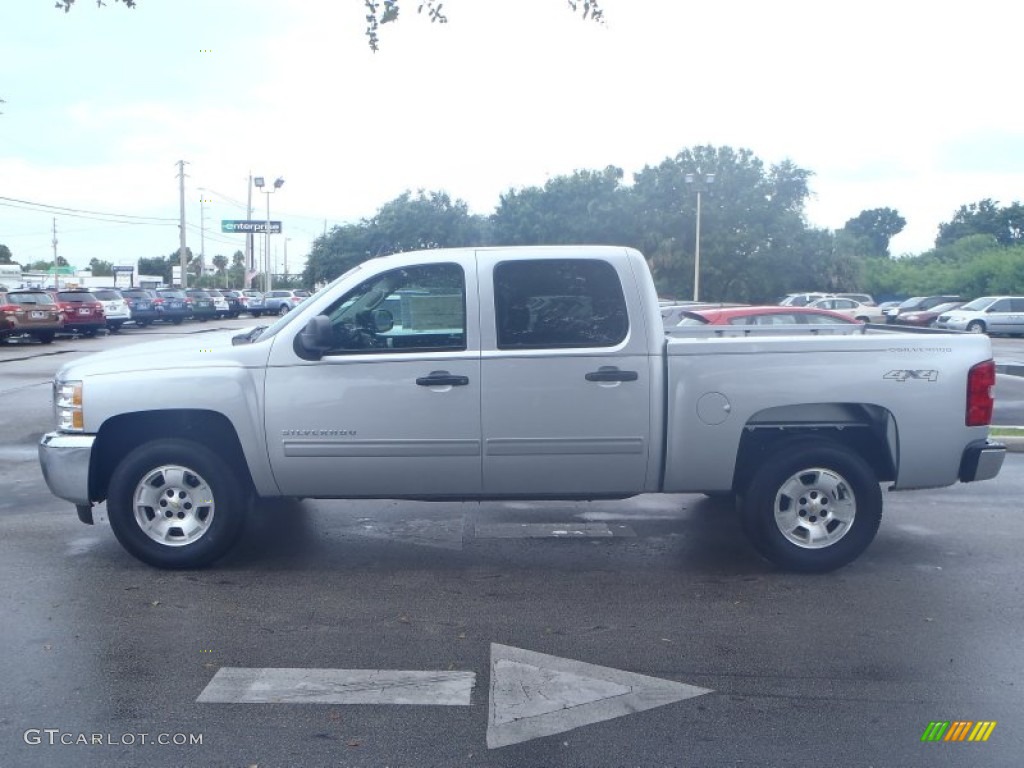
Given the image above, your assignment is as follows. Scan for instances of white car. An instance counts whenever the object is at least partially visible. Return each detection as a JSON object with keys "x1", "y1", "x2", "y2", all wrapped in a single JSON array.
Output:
[
  {"x1": 937, "y1": 296, "x2": 1024, "y2": 335},
  {"x1": 807, "y1": 297, "x2": 886, "y2": 323},
  {"x1": 91, "y1": 288, "x2": 132, "y2": 332},
  {"x1": 778, "y1": 292, "x2": 833, "y2": 307}
]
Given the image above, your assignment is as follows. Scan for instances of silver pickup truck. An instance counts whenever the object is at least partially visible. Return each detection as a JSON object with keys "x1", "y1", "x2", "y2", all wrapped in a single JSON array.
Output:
[{"x1": 39, "y1": 246, "x2": 1005, "y2": 572}]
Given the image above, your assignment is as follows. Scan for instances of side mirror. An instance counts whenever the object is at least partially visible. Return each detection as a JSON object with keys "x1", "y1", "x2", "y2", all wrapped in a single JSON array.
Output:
[
  {"x1": 295, "y1": 315, "x2": 334, "y2": 360},
  {"x1": 371, "y1": 308, "x2": 394, "y2": 333}
]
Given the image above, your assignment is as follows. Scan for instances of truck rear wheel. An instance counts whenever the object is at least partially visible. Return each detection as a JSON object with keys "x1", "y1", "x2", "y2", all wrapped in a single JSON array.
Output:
[
  {"x1": 740, "y1": 439, "x2": 881, "y2": 572},
  {"x1": 107, "y1": 439, "x2": 247, "y2": 569}
]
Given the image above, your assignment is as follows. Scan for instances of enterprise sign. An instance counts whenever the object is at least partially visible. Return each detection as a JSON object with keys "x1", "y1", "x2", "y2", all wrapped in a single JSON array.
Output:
[{"x1": 221, "y1": 220, "x2": 282, "y2": 234}]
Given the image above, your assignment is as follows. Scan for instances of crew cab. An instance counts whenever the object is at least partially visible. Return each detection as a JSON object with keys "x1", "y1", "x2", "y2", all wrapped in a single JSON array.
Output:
[{"x1": 38, "y1": 246, "x2": 1005, "y2": 572}]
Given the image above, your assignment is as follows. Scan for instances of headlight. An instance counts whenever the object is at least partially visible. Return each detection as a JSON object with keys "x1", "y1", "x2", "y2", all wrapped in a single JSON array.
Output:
[{"x1": 55, "y1": 380, "x2": 84, "y2": 431}]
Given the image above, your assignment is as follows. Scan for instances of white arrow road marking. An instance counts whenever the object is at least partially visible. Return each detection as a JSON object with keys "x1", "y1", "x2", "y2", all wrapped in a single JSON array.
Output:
[
  {"x1": 487, "y1": 644, "x2": 712, "y2": 749},
  {"x1": 196, "y1": 668, "x2": 474, "y2": 705}
]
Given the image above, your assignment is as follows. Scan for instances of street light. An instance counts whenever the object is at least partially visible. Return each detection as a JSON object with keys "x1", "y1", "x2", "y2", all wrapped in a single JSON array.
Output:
[
  {"x1": 684, "y1": 172, "x2": 715, "y2": 301},
  {"x1": 253, "y1": 175, "x2": 284, "y2": 292}
]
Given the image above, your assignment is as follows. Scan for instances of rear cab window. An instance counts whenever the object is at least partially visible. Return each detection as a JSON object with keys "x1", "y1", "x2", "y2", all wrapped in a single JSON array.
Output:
[{"x1": 493, "y1": 259, "x2": 628, "y2": 349}]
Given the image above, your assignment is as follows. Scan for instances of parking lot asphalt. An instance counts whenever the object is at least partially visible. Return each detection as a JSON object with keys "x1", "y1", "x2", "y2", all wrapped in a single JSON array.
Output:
[{"x1": 2, "y1": 317, "x2": 1023, "y2": 767}]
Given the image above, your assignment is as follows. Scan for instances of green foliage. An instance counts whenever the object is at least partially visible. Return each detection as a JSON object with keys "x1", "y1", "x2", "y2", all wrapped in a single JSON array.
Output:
[
  {"x1": 629, "y1": 145, "x2": 843, "y2": 302},
  {"x1": 936, "y1": 199, "x2": 1024, "y2": 248},
  {"x1": 88, "y1": 257, "x2": 114, "y2": 276},
  {"x1": 862, "y1": 237, "x2": 1024, "y2": 298},
  {"x1": 304, "y1": 190, "x2": 486, "y2": 285},
  {"x1": 842, "y1": 207, "x2": 906, "y2": 257},
  {"x1": 491, "y1": 166, "x2": 636, "y2": 247},
  {"x1": 0, "y1": 244, "x2": 13, "y2": 264}
]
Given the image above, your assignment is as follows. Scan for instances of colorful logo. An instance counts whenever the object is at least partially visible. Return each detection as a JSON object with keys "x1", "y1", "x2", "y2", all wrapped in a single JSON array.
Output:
[{"x1": 921, "y1": 721, "x2": 997, "y2": 742}]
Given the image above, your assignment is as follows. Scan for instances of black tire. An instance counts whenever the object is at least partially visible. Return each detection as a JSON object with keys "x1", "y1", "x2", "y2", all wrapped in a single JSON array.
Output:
[
  {"x1": 34, "y1": 331, "x2": 56, "y2": 344},
  {"x1": 252, "y1": 311, "x2": 262, "y2": 318},
  {"x1": 966, "y1": 320, "x2": 986, "y2": 334},
  {"x1": 108, "y1": 322, "x2": 123, "y2": 333},
  {"x1": 107, "y1": 439, "x2": 248, "y2": 569},
  {"x1": 83, "y1": 328, "x2": 98, "y2": 338},
  {"x1": 277, "y1": 304, "x2": 289, "y2": 316},
  {"x1": 740, "y1": 438, "x2": 882, "y2": 573},
  {"x1": 172, "y1": 318, "x2": 184, "y2": 325}
]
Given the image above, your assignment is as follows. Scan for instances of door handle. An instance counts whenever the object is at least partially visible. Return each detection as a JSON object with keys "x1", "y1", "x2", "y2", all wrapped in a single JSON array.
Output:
[
  {"x1": 585, "y1": 366, "x2": 638, "y2": 382},
  {"x1": 416, "y1": 371, "x2": 470, "y2": 387}
]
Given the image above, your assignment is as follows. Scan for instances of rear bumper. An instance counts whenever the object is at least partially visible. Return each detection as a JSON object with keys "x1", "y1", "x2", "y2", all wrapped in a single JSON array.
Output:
[
  {"x1": 38, "y1": 432, "x2": 95, "y2": 506},
  {"x1": 959, "y1": 439, "x2": 1006, "y2": 482}
]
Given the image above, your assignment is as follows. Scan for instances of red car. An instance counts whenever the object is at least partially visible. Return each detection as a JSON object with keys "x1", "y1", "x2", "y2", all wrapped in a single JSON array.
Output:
[
  {"x1": 47, "y1": 289, "x2": 107, "y2": 336},
  {"x1": 673, "y1": 305, "x2": 861, "y2": 327},
  {"x1": 891, "y1": 301, "x2": 964, "y2": 328}
]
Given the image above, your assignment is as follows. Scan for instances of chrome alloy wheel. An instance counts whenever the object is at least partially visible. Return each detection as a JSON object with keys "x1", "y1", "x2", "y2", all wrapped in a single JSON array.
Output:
[
  {"x1": 132, "y1": 465, "x2": 216, "y2": 547},
  {"x1": 773, "y1": 467, "x2": 856, "y2": 549}
]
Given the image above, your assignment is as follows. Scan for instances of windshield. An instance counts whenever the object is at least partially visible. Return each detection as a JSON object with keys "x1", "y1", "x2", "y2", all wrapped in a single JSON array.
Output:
[
  {"x1": 897, "y1": 296, "x2": 925, "y2": 309},
  {"x1": 959, "y1": 297, "x2": 996, "y2": 311}
]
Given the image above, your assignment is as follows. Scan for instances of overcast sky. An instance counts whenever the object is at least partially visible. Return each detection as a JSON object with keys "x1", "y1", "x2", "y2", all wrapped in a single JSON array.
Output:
[{"x1": 2, "y1": 0, "x2": 1023, "y2": 275}]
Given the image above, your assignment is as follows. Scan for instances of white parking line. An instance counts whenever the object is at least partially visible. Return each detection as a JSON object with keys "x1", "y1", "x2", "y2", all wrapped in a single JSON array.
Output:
[{"x1": 473, "y1": 522, "x2": 635, "y2": 538}]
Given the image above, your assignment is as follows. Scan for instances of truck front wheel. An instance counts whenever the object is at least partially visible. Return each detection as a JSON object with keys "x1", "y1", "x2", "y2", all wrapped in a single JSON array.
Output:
[
  {"x1": 740, "y1": 439, "x2": 881, "y2": 573},
  {"x1": 107, "y1": 439, "x2": 247, "y2": 569}
]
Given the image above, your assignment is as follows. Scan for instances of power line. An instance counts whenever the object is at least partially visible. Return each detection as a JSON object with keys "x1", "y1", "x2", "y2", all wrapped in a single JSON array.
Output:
[{"x1": 0, "y1": 195, "x2": 177, "y2": 222}]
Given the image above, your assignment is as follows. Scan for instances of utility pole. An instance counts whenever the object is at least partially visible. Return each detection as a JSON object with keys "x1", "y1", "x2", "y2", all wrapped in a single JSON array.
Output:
[
  {"x1": 51, "y1": 217, "x2": 59, "y2": 289},
  {"x1": 199, "y1": 190, "x2": 207, "y2": 281},
  {"x1": 177, "y1": 160, "x2": 189, "y2": 289},
  {"x1": 245, "y1": 172, "x2": 254, "y2": 289}
]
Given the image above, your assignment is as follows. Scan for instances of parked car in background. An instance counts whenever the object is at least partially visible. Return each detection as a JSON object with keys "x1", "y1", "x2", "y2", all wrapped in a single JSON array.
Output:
[
  {"x1": 240, "y1": 289, "x2": 265, "y2": 317},
  {"x1": 120, "y1": 288, "x2": 164, "y2": 327},
  {"x1": 661, "y1": 302, "x2": 748, "y2": 328},
  {"x1": 883, "y1": 295, "x2": 960, "y2": 323},
  {"x1": 183, "y1": 289, "x2": 216, "y2": 321},
  {"x1": 937, "y1": 296, "x2": 1024, "y2": 335},
  {"x1": 90, "y1": 288, "x2": 131, "y2": 332},
  {"x1": 221, "y1": 290, "x2": 246, "y2": 318},
  {"x1": 47, "y1": 289, "x2": 106, "y2": 337},
  {"x1": 263, "y1": 289, "x2": 306, "y2": 315},
  {"x1": 204, "y1": 289, "x2": 233, "y2": 318},
  {"x1": 0, "y1": 289, "x2": 63, "y2": 344},
  {"x1": 834, "y1": 292, "x2": 876, "y2": 306},
  {"x1": 154, "y1": 289, "x2": 193, "y2": 324},
  {"x1": 893, "y1": 301, "x2": 964, "y2": 328},
  {"x1": 673, "y1": 305, "x2": 860, "y2": 327},
  {"x1": 807, "y1": 297, "x2": 886, "y2": 323},
  {"x1": 778, "y1": 292, "x2": 834, "y2": 307}
]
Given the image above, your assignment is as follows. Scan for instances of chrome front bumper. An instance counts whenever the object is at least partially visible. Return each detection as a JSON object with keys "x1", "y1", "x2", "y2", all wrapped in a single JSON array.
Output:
[{"x1": 38, "y1": 432, "x2": 95, "y2": 507}]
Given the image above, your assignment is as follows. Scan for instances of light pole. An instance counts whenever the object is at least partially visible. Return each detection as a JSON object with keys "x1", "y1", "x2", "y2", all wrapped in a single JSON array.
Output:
[
  {"x1": 253, "y1": 176, "x2": 284, "y2": 292},
  {"x1": 684, "y1": 172, "x2": 715, "y2": 301}
]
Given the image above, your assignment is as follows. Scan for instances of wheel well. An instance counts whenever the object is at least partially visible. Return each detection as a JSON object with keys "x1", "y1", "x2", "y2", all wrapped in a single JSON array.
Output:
[
  {"x1": 90, "y1": 410, "x2": 255, "y2": 503},
  {"x1": 733, "y1": 403, "x2": 897, "y2": 494}
]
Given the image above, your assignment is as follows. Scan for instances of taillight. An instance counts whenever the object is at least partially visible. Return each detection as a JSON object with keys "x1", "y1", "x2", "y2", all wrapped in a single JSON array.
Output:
[
  {"x1": 966, "y1": 359, "x2": 996, "y2": 427},
  {"x1": 152, "y1": 298, "x2": 164, "y2": 305},
  {"x1": 1, "y1": 304, "x2": 18, "y2": 315}
]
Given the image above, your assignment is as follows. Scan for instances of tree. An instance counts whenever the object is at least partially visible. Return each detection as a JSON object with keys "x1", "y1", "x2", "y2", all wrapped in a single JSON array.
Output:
[
  {"x1": 303, "y1": 189, "x2": 486, "y2": 285},
  {"x1": 936, "y1": 199, "x2": 1024, "y2": 248},
  {"x1": 88, "y1": 257, "x2": 114, "y2": 276},
  {"x1": 212, "y1": 254, "x2": 228, "y2": 286},
  {"x1": 56, "y1": 0, "x2": 604, "y2": 51},
  {"x1": 492, "y1": 166, "x2": 638, "y2": 247},
  {"x1": 629, "y1": 145, "x2": 838, "y2": 302},
  {"x1": 841, "y1": 207, "x2": 906, "y2": 258}
]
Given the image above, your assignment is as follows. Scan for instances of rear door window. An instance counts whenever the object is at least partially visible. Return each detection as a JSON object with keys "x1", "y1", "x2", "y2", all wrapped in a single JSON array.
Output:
[{"x1": 493, "y1": 259, "x2": 628, "y2": 349}]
